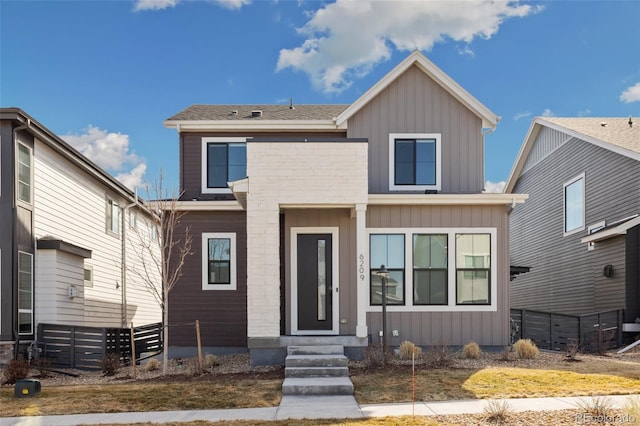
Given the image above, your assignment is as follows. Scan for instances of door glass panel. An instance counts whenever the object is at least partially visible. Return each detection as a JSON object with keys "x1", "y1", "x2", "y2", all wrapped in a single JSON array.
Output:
[{"x1": 317, "y1": 240, "x2": 326, "y2": 321}]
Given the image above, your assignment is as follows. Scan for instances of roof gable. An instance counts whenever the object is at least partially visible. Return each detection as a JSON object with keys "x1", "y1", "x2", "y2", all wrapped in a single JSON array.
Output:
[
  {"x1": 505, "y1": 116, "x2": 640, "y2": 193},
  {"x1": 335, "y1": 50, "x2": 499, "y2": 129}
]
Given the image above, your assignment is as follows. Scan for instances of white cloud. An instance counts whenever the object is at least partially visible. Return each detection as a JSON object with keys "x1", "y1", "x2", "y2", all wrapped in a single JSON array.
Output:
[
  {"x1": 133, "y1": 0, "x2": 179, "y2": 11},
  {"x1": 61, "y1": 125, "x2": 147, "y2": 189},
  {"x1": 277, "y1": 0, "x2": 543, "y2": 93},
  {"x1": 620, "y1": 82, "x2": 640, "y2": 103},
  {"x1": 541, "y1": 108, "x2": 554, "y2": 117},
  {"x1": 513, "y1": 111, "x2": 531, "y2": 121},
  {"x1": 117, "y1": 163, "x2": 148, "y2": 191},
  {"x1": 133, "y1": 0, "x2": 250, "y2": 11},
  {"x1": 213, "y1": 0, "x2": 252, "y2": 10},
  {"x1": 484, "y1": 180, "x2": 506, "y2": 193}
]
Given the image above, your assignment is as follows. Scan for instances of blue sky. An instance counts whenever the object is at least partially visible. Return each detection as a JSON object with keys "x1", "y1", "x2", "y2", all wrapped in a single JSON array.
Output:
[{"x1": 1, "y1": 0, "x2": 639, "y2": 193}]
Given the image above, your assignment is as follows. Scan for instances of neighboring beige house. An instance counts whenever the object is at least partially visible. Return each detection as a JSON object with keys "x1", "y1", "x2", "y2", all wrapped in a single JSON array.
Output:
[
  {"x1": 0, "y1": 108, "x2": 161, "y2": 363},
  {"x1": 164, "y1": 50, "x2": 527, "y2": 364}
]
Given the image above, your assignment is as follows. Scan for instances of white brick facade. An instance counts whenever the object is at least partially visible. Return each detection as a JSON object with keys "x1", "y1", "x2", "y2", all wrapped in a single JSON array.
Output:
[{"x1": 245, "y1": 142, "x2": 368, "y2": 337}]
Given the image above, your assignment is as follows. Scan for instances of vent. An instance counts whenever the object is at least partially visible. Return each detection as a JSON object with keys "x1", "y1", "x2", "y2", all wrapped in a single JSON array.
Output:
[
  {"x1": 251, "y1": 110, "x2": 262, "y2": 118},
  {"x1": 231, "y1": 110, "x2": 238, "y2": 116}
]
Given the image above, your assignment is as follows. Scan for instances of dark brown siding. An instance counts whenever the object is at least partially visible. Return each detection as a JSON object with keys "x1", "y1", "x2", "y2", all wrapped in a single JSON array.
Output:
[
  {"x1": 627, "y1": 225, "x2": 640, "y2": 322},
  {"x1": 0, "y1": 121, "x2": 15, "y2": 340},
  {"x1": 169, "y1": 211, "x2": 247, "y2": 347},
  {"x1": 180, "y1": 131, "x2": 347, "y2": 201}
]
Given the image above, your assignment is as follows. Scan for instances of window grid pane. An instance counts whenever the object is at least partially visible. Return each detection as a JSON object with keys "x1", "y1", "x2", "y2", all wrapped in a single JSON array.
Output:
[
  {"x1": 18, "y1": 252, "x2": 33, "y2": 334},
  {"x1": 370, "y1": 234, "x2": 405, "y2": 305},
  {"x1": 456, "y1": 234, "x2": 490, "y2": 305},
  {"x1": 413, "y1": 234, "x2": 447, "y2": 305},
  {"x1": 208, "y1": 238, "x2": 231, "y2": 284},
  {"x1": 17, "y1": 144, "x2": 31, "y2": 203},
  {"x1": 565, "y1": 178, "x2": 584, "y2": 232}
]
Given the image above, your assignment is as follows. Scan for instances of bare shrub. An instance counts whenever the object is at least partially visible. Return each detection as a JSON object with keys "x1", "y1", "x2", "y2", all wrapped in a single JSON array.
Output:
[
  {"x1": 183, "y1": 358, "x2": 201, "y2": 377},
  {"x1": 100, "y1": 353, "x2": 121, "y2": 376},
  {"x1": 575, "y1": 396, "x2": 615, "y2": 418},
  {"x1": 363, "y1": 343, "x2": 391, "y2": 368},
  {"x1": 204, "y1": 353, "x2": 219, "y2": 368},
  {"x1": 462, "y1": 341, "x2": 481, "y2": 359},
  {"x1": 144, "y1": 358, "x2": 160, "y2": 372},
  {"x1": 564, "y1": 340, "x2": 582, "y2": 362},
  {"x1": 483, "y1": 399, "x2": 513, "y2": 423},
  {"x1": 499, "y1": 347, "x2": 511, "y2": 361},
  {"x1": 513, "y1": 338, "x2": 539, "y2": 359},
  {"x1": 397, "y1": 341, "x2": 422, "y2": 360},
  {"x1": 33, "y1": 356, "x2": 53, "y2": 378},
  {"x1": 1, "y1": 359, "x2": 30, "y2": 385},
  {"x1": 426, "y1": 344, "x2": 453, "y2": 368}
]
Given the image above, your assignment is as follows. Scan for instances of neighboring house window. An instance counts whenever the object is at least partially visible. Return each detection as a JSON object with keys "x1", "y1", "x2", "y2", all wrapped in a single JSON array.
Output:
[
  {"x1": 201, "y1": 137, "x2": 247, "y2": 194},
  {"x1": 413, "y1": 234, "x2": 447, "y2": 305},
  {"x1": 370, "y1": 234, "x2": 405, "y2": 305},
  {"x1": 389, "y1": 133, "x2": 441, "y2": 191},
  {"x1": 456, "y1": 234, "x2": 491, "y2": 305},
  {"x1": 129, "y1": 211, "x2": 137, "y2": 229},
  {"x1": 106, "y1": 198, "x2": 120, "y2": 235},
  {"x1": 17, "y1": 142, "x2": 32, "y2": 204},
  {"x1": 84, "y1": 265, "x2": 93, "y2": 287},
  {"x1": 564, "y1": 173, "x2": 585, "y2": 235},
  {"x1": 18, "y1": 251, "x2": 33, "y2": 335},
  {"x1": 150, "y1": 224, "x2": 158, "y2": 241},
  {"x1": 202, "y1": 232, "x2": 237, "y2": 290}
]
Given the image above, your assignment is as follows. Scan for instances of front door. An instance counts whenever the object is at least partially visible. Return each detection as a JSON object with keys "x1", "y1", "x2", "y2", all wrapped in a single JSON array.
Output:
[{"x1": 295, "y1": 233, "x2": 334, "y2": 332}]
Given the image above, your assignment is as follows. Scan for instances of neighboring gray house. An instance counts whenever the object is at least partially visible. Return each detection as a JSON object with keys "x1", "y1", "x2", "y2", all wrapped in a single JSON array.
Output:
[
  {"x1": 506, "y1": 117, "x2": 640, "y2": 324},
  {"x1": 164, "y1": 50, "x2": 527, "y2": 364},
  {"x1": 0, "y1": 109, "x2": 162, "y2": 363}
]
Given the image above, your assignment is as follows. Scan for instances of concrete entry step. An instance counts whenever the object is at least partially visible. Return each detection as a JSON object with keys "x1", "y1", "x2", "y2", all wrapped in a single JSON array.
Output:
[
  {"x1": 287, "y1": 345, "x2": 344, "y2": 356},
  {"x1": 284, "y1": 366, "x2": 349, "y2": 378},
  {"x1": 285, "y1": 354, "x2": 348, "y2": 368},
  {"x1": 281, "y1": 377, "x2": 354, "y2": 396}
]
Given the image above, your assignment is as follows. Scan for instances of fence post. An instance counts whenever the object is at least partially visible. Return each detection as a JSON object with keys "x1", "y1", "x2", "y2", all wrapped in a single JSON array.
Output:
[
  {"x1": 521, "y1": 309, "x2": 526, "y2": 341},
  {"x1": 549, "y1": 312, "x2": 554, "y2": 350},
  {"x1": 578, "y1": 315, "x2": 583, "y2": 350},
  {"x1": 196, "y1": 320, "x2": 203, "y2": 373},
  {"x1": 130, "y1": 322, "x2": 136, "y2": 379},
  {"x1": 617, "y1": 309, "x2": 623, "y2": 347},
  {"x1": 70, "y1": 326, "x2": 76, "y2": 369}
]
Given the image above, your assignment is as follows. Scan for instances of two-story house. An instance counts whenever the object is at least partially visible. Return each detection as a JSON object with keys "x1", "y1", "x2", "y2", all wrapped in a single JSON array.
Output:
[
  {"x1": 506, "y1": 117, "x2": 640, "y2": 328},
  {"x1": 0, "y1": 108, "x2": 162, "y2": 363},
  {"x1": 164, "y1": 51, "x2": 527, "y2": 365}
]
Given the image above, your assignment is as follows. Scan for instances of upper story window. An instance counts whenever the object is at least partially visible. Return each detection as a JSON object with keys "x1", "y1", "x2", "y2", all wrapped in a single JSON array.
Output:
[
  {"x1": 564, "y1": 173, "x2": 585, "y2": 235},
  {"x1": 389, "y1": 133, "x2": 441, "y2": 192},
  {"x1": 201, "y1": 137, "x2": 247, "y2": 194},
  {"x1": 17, "y1": 142, "x2": 32, "y2": 204},
  {"x1": 202, "y1": 232, "x2": 237, "y2": 290},
  {"x1": 106, "y1": 198, "x2": 120, "y2": 236}
]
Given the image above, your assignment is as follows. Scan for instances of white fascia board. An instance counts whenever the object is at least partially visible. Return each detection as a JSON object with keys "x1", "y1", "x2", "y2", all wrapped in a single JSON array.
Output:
[
  {"x1": 173, "y1": 200, "x2": 244, "y2": 211},
  {"x1": 228, "y1": 177, "x2": 249, "y2": 194},
  {"x1": 164, "y1": 119, "x2": 340, "y2": 132},
  {"x1": 537, "y1": 118, "x2": 640, "y2": 162},
  {"x1": 581, "y1": 216, "x2": 640, "y2": 243},
  {"x1": 336, "y1": 51, "x2": 498, "y2": 129},
  {"x1": 504, "y1": 119, "x2": 541, "y2": 194},
  {"x1": 368, "y1": 193, "x2": 528, "y2": 206}
]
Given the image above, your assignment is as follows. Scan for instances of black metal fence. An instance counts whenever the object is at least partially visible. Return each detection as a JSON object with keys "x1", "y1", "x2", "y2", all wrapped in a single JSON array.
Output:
[
  {"x1": 36, "y1": 322, "x2": 162, "y2": 370},
  {"x1": 510, "y1": 308, "x2": 624, "y2": 353}
]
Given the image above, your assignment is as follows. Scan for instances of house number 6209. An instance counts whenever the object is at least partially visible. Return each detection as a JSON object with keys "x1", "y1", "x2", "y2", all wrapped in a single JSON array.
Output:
[{"x1": 358, "y1": 253, "x2": 365, "y2": 281}]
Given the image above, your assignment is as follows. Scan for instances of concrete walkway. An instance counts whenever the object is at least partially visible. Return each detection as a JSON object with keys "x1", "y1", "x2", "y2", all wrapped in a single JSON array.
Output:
[{"x1": 2, "y1": 394, "x2": 638, "y2": 425}]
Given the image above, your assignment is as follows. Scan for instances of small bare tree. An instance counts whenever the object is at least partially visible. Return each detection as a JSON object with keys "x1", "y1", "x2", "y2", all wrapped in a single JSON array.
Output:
[{"x1": 127, "y1": 170, "x2": 192, "y2": 375}]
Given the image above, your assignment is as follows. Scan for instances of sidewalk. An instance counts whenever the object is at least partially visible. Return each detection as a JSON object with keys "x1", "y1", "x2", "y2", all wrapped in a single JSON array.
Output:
[{"x1": 2, "y1": 394, "x2": 638, "y2": 425}]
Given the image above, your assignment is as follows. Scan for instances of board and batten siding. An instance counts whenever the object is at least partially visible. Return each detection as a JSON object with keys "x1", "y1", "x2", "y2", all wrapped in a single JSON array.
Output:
[
  {"x1": 366, "y1": 204, "x2": 510, "y2": 347},
  {"x1": 510, "y1": 138, "x2": 640, "y2": 315},
  {"x1": 179, "y1": 131, "x2": 347, "y2": 201},
  {"x1": 32, "y1": 138, "x2": 161, "y2": 328},
  {"x1": 347, "y1": 65, "x2": 484, "y2": 194},
  {"x1": 284, "y1": 208, "x2": 357, "y2": 335},
  {"x1": 169, "y1": 211, "x2": 247, "y2": 348}
]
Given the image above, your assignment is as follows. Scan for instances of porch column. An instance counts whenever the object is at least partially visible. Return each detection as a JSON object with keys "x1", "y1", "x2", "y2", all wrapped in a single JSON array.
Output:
[{"x1": 355, "y1": 203, "x2": 368, "y2": 338}]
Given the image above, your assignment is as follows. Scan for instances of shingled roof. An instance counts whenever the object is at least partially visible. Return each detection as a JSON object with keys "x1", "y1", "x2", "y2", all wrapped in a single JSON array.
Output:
[
  {"x1": 541, "y1": 117, "x2": 640, "y2": 154},
  {"x1": 166, "y1": 104, "x2": 349, "y2": 121}
]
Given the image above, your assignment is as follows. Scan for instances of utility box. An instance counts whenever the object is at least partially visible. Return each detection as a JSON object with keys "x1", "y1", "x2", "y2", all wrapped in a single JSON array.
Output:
[{"x1": 14, "y1": 379, "x2": 41, "y2": 398}]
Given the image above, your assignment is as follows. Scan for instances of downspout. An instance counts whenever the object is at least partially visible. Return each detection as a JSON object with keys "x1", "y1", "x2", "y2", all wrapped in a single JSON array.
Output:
[
  {"x1": 12, "y1": 119, "x2": 31, "y2": 358},
  {"x1": 121, "y1": 189, "x2": 138, "y2": 327}
]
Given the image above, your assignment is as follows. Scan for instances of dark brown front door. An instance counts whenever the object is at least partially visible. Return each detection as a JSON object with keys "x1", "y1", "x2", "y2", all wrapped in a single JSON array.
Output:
[{"x1": 297, "y1": 234, "x2": 332, "y2": 331}]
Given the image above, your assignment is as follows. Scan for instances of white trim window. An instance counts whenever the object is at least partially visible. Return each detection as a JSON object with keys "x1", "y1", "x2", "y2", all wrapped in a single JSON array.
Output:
[
  {"x1": 564, "y1": 173, "x2": 585, "y2": 235},
  {"x1": 17, "y1": 142, "x2": 32, "y2": 204},
  {"x1": 389, "y1": 133, "x2": 441, "y2": 192},
  {"x1": 201, "y1": 137, "x2": 247, "y2": 194},
  {"x1": 106, "y1": 197, "x2": 120, "y2": 235},
  {"x1": 18, "y1": 251, "x2": 34, "y2": 335},
  {"x1": 367, "y1": 227, "x2": 497, "y2": 312},
  {"x1": 84, "y1": 265, "x2": 93, "y2": 287},
  {"x1": 202, "y1": 232, "x2": 237, "y2": 290}
]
